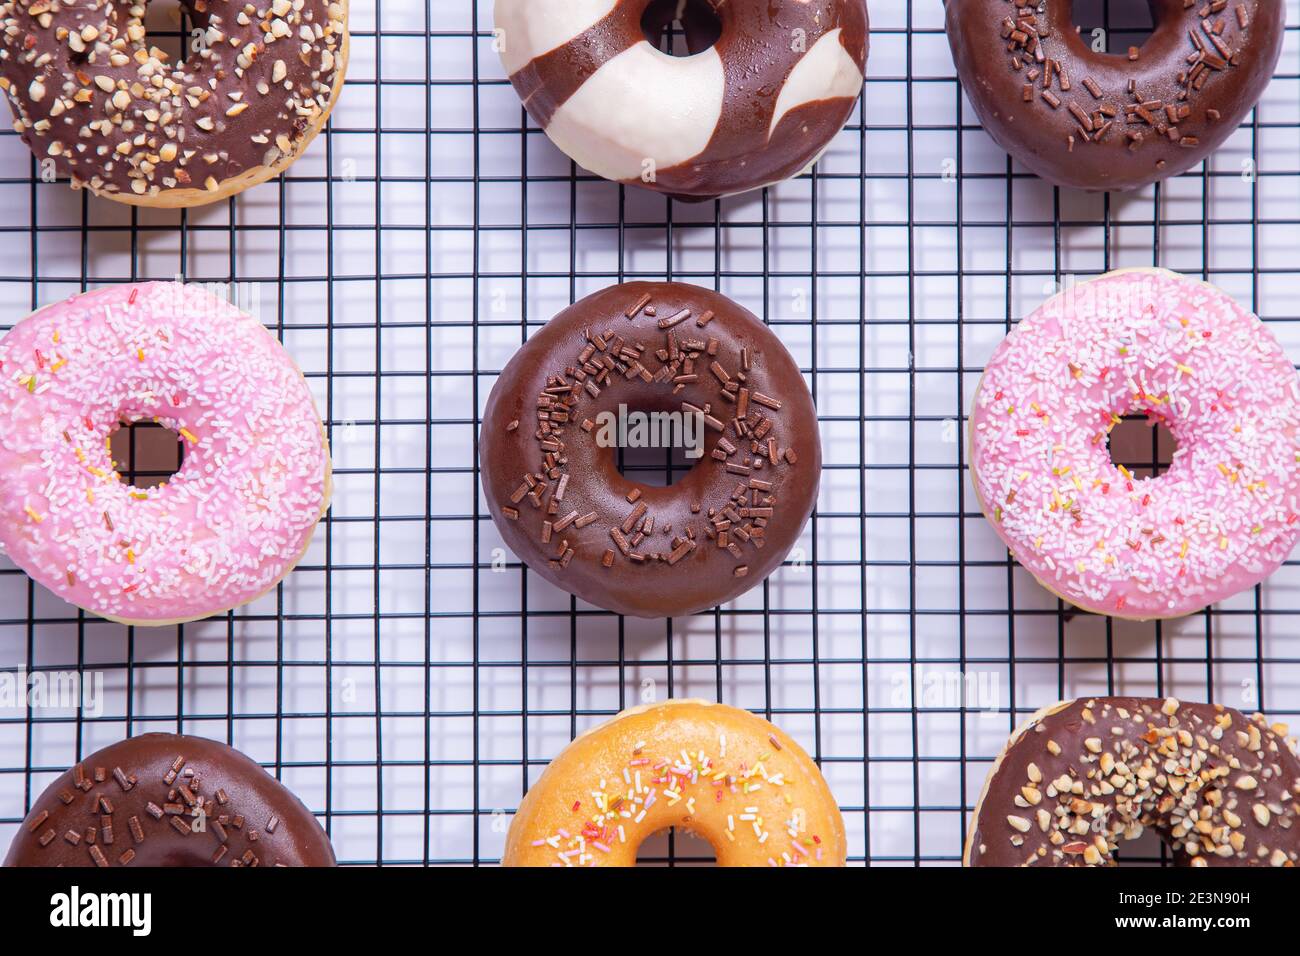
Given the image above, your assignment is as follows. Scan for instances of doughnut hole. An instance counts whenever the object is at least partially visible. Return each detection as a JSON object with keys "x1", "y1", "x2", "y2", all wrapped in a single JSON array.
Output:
[
  {"x1": 593, "y1": 395, "x2": 717, "y2": 491},
  {"x1": 109, "y1": 420, "x2": 185, "y2": 490},
  {"x1": 1111, "y1": 825, "x2": 1169, "y2": 865},
  {"x1": 137, "y1": 0, "x2": 213, "y2": 67},
  {"x1": 636, "y1": 828, "x2": 718, "y2": 866},
  {"x1": 1106, "y1": 413, "x2": 1177, "y2": 480},
  {"x1": 641, "y1": 0, "x2": 723, "y2": 57},
  {"x1": 616, "y1": 443, "x2": 696, "y2": 488},
  {"x1": 141, "y1": 0, "x2": 185, "y2": 64},
  {"x1": 1070, "y1": 0, "x2": 1157, "y2": 58}
]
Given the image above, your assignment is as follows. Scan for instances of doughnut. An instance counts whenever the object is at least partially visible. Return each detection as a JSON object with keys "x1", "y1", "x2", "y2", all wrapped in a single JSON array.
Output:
[
  {"x1": 4, "y1": 733, "x2": 335, "y2": 866},
  {"x1": 0, "y1": 281, "x2": 331, "y2": 626},
  {"x1": 970, "y1": 268, "x2": 1300, "y2": 620},
  {"x1": 0, "y1": 0, "x2": 350, "y2": 207},
  {"x1": 502, "y1": 699, "x2": 846, "y2": 867},
  {"x1": 944, "y1": 0, "x2": 1285, "y2": 191},
  {"x1": 966, "y1": 697, "x2": 1300, "y2": 867},
  {"x1": 480, "y1": 281, "x2": 821, "y2": 618},
  {"x1": 494, "y1": 0, "x2": 868, "y2": 200}
]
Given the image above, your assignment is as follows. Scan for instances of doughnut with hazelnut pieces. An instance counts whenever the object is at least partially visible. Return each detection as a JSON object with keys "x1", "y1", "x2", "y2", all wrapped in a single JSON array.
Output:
[
  {"x1": 966, "y1": 696, "x2": 1300, "y2": 867},
  {"x1": 0, "y1": 0, "x2": 349, "y2": 206}
]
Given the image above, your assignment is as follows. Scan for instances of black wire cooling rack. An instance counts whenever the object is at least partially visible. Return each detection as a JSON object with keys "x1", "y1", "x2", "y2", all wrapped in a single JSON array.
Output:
[{"x1": 2, "y1": 0, "x2": 1300, "y2": 868}]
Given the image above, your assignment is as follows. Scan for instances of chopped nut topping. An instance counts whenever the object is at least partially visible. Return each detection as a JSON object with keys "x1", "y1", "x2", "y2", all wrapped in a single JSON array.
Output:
[
  {"x1": 0, "y1": 0, "x2": 346, "y2": 198},
  {"x1": 973, "y1": 698, "x2": 1300, "y2": 868}
]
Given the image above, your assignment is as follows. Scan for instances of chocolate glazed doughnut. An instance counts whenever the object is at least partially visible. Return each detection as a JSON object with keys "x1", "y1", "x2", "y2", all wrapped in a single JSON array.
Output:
[
  {"x1": 945, "y1": 0, "x2": 1285, "y2": 191},
  {"x1": 494, "y1": 0, "x2": 868, "y2": 201},
  {"x1": 966, "y1": 697, "x2": 1300, "y2": 867},
  {"x1": 480, "y1": 282, "x2": 821, "y2": 618},
  {"x1": 0, "y1": 0, "x2": 349, "y2": 207},
  {"x1": 4, "y1": 734, "x2": 335, "y2": 867}
]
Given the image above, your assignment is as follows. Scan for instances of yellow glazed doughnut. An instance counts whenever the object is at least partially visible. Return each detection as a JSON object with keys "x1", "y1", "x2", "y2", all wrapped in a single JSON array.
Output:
[{"x1": 502, "y1": 699, "x2": 846, "y2": 867}]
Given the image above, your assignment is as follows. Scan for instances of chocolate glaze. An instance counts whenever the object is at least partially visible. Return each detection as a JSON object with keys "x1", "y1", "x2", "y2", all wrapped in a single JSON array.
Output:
[
  {"x1": 506, "y1": 0, "x2": 869, "y2": 200},
  {"x1": 945, "y1": 0, "x2": 1285, "y2": 191},
  {"x1": 0, "y1": 0, "x2": 347, "y2": 201},
  {"x1": 967, "y1": 697, "x2": 1300, "y2": 867},
  {"x1": 480, "y1": 282, "x2": 821, "y2": 618},
  {"x1": 4, "y1": 733, "x2": 335, "y2": 867}
]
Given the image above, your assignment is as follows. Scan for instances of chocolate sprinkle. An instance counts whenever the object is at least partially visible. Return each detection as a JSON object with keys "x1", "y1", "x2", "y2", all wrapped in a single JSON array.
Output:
[
  {"x1": 6, "y1": 734, "x2": 335, "y2": 867},
  {"x1": 482, "y1": 283, "x2": 820, "y2": 617},
  {"x1": 946, "y1": 0, "x2": 1285, "y2": 190}
]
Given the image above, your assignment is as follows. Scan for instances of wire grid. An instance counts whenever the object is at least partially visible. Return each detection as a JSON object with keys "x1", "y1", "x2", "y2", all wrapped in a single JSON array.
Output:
[{"x1": 1, "y1": 0, "x2": 1300, "y2": 868}]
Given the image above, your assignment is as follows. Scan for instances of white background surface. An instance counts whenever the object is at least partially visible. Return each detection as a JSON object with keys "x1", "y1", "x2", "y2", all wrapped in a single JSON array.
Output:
[{"x1": 0, "y1": 0, "x2": 1299, "y2": 866}]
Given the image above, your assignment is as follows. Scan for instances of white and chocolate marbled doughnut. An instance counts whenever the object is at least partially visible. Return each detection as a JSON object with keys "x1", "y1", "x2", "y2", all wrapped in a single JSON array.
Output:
[{"x1": 494, "y1": 0, "x2": 869, "y2": 201}]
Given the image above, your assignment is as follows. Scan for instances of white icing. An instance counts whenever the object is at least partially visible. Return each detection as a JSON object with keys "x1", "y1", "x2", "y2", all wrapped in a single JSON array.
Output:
[
  {"x1": 769, "y1": 28, "x2": 863, "y2": 137},
  {"x1": 544, "y1": 42, "x2": 725, "y2": 182},
  {"x1": 494, "y1": 0, "x2": 619, "y2": 76}
]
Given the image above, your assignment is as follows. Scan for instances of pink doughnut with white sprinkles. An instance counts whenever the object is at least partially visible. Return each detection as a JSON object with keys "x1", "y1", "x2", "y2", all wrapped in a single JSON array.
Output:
[
  {"x1": 971, "y1": 269, "x2": 1300, "y2": 620},
  {"x1": 0, "y1": 282, "x2": 330, "y2": 625}
]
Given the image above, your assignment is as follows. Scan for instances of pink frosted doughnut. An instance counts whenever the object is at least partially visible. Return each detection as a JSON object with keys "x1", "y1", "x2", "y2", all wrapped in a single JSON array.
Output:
[
  {"x1": 0, "y1": 282, "x2": 330, "y2": 626},
  {"x1": 971, "y1": 269, "x2": 1300, "y2": 620}
]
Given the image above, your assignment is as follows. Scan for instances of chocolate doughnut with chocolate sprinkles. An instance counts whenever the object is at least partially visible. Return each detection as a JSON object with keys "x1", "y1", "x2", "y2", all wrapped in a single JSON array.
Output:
[
  {"x1": 494, "y1": 0, "x2": 868, "y2": 201},
  {"x1": 966, "y1": 697, "x2": 1300, "y2": 867},
  {"x1": 0, "y1": 0, "x2": 349, "y2": 207},
  {"x1": 944, "y1": 0, "x2": 1285, "y2": 191},
  {"x1": 480, "y1": 282, "x2": 821, "y2": 618},
  {"x1": 4, "y1": 734, "x2": 335, "y2": 866}
]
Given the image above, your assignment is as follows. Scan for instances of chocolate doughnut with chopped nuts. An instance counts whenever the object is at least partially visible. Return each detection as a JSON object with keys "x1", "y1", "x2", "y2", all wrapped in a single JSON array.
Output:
[
  {"x1": 944, "y1": 0, "x2": 1285, "y2": 191},
  {"x1": 480, "y1": 282, "x2": 821, "y2": 618},
  {"x1": 4, "y1": 734, "x2": 336, "y2": 867},
  {"x1": 966, "y1": 697, "x2": 1300, "y2": 867},
  {"x1": 0, "y1": 0, "x2": 349, "y2": 206}
]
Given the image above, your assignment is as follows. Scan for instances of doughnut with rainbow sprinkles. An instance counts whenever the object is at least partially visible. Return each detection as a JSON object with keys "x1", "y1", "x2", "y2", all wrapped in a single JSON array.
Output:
[
  {"x1": 970, "y1": 268, "x2": 1300, "y2": 620},
  {"x1": 0, "y1": 281, "x2": 331, "y2": 626},
  {"x1": 502, "y1": 699, "x2": 846, "y2": 867}
]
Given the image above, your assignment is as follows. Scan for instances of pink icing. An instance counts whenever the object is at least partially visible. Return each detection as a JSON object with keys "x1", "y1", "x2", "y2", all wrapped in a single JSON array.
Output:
[
  {"x1": 971, "y1": 269, "x2": 1300, "y2": 619},
  {"x1": 0, "y1": 282, "x2": 330, "y2": 624}
]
